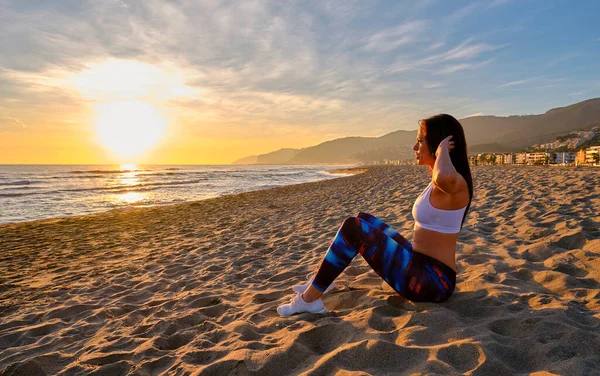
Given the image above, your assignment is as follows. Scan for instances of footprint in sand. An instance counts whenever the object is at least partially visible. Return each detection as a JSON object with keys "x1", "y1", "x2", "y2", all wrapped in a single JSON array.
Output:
[{"x1": 437, "y1": 343, "x2": 484, "y2": 374}]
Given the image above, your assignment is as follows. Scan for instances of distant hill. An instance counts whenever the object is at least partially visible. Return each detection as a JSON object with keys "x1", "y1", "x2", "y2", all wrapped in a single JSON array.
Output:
[
  {"x1": 232, "y1": 132, "x2": 417, "y2": 164},
  {"x1": 469, "y1": 143, "x2": 521, "y2": 153},
  {"x1": 232, "y1": 155, "x2": 259, "y2": 165},
  {"x1": 531, "y1": 122, "x2": 600, "y2": 152},
  {"x1": 231, "y1": 98, "x2": 600, "y2": 164},
  {"x1": 461, "y1": 98, "x2": 600, "y2": 148},
  {"x1": 256, "y1": 148, "x2": 301, "y2": 164}
]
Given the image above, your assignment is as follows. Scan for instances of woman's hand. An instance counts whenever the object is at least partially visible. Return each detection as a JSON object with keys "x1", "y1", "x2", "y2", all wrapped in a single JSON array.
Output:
[{"x1": 435, "y1": 135, "x2": 454, "y2": 158}]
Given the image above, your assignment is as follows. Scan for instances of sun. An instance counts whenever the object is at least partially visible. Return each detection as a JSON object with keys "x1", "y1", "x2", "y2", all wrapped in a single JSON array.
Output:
[
  {"x1": 95, "y1": 100, "x2": 166, "y2": 158},
  {"x1": 67, "y1": 59, "x2": 199, "y2": 160}
]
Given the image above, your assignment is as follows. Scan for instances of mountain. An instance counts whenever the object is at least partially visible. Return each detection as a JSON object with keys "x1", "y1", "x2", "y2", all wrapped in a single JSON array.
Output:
[
  {"x1": 231, "y1": 132, "x2": 417, "y2": 165},
  {"x1": 232, "y1": 155, "x2": 259, "y2": 165},
  {"x1": 531, "y1": 123, "x2": 600, "y2": 152},
  {"x1": 231, "y1": 98, "x2": 600, "y2": 164},
  {"x1": 469, "y1": 143, "x2": 521, "y2": 153},
  {"x1": 256, "y1": 148, "x2": 301, "y2": 164},
  {"x1": 462, "y1": 98, "x2": 600, "y2": 149}
]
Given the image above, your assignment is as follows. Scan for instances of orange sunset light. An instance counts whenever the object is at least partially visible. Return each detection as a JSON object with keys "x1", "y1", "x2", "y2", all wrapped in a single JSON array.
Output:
[
  {"x1": 69, "y1": 59, "x2": 195, "y2": 160},
  {"x1": 95, "y1": 100, "x2": 166, "y2": 158}
]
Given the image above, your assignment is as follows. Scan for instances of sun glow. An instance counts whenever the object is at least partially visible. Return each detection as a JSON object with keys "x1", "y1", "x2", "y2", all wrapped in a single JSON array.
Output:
[
  {"x1": 70, "y1": 59, "x2": 197, "y2": 102},
  {"x1": 120, "y1": 164, "x2": 138, "y2": 171},
  {"x1": 95, "y1": 101, "x2": 166, "y2": 158},
  {"x1": 65, "y1": 59, "x2": 201, "y2": 160}
]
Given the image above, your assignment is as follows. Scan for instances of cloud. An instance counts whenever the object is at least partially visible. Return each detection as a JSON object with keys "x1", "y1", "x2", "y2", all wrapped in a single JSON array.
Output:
[
  {"x1": 0, "y1": 115, "x2": 27, "y2": 130},
  {"x1": 0, "y1": 103, "x2": 28, "y2": 130},
  {"x1": 363, "y1": 21, "x2": 427, "y2": 52},
  {"x1": 447, "y1": 3, "x2": 482, "y2": 23},
  {"x1": 424, "y1": 39, "x2": 506, "y2": 63},
  {"x1": 426, "y1": 42, "x2": 445, "y2": 51},
  {"x1": 424, "y1": 83, "x2": 442, "y2": 89},
  {"x1": 489, "y1": 0, "x2": 514, "y2": 8},
  {"x1": 547, "y1": 53, "x2": 580, "y2": 67},
  {"x1": 385, "y1": 38, "x2": 503, "y2": 75},
  {"x1": 436, "y1": 59, "x2": 494, "y2": 75},
  {"x1": 498, "y1": 79, "x2": 533, "y2": 88},
  {"x1": 465, "y1": 112, "x2": 484, "y2": 117}
]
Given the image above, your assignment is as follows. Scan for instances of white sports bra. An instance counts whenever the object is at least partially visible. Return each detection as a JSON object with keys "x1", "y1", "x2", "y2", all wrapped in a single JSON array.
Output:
[{"x1": 412, "y1": 182, "x2": 467, "y2": 234}]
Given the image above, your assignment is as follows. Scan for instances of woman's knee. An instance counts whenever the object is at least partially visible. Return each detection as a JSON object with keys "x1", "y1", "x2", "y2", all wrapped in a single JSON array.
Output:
[
  {"x1": 339, "y1": 216, "x2": 362, "y2": 245},
  {"x1": 341, "y1": 216, "x2": 362, "y2": 232}
]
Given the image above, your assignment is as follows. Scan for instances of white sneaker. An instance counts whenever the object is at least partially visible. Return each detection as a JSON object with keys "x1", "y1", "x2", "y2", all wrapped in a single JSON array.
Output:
[
  {"x1": 277, "y1": 293, "x2": 328, "y2": 316},
  {"x1": 292, "y1": 272, "x2": 335, "y2": 295}
]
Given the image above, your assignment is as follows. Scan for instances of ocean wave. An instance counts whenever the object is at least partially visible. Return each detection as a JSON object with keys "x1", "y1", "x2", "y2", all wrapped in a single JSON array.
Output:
[
  {"x1": 208, "y1": 169, "x2": 251, "y2": 174},
  {"x1": 0, "y1": 180, "x2": 34, "y2": 186},
  {"x1": 0, "y1": 192, "x2": 30, "y2": 197},
  {"x1": 61, "y1": 178, "x2": 202, "y2": 193},
  {"x1": 153, "y1": 171, "x2": 193, "y2": 177},
  {"x1": 0, "y1": 185, "x2": 36, "y2": 192},
  {"x1": 0, "y1": 179, "x2": 204, "y2": 198},
  {"x1": 69, "y1": 169, "x2": 147, "y2": 174}
]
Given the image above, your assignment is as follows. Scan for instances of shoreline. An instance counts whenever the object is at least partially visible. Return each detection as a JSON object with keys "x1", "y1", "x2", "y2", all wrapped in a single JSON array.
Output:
[{"x1": 0, "y1": 165, "x2": 365, "y2": 227}]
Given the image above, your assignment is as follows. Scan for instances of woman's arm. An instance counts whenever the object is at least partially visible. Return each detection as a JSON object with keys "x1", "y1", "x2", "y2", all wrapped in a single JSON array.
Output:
[{"x1": 432, "y1": 136, "x2": 461, "y2": 194}]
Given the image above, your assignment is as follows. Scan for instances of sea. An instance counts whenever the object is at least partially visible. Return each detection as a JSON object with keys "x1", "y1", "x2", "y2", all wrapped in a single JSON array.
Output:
[{"x1": 0, "y1": 164, "x2": 355, "y2": 224}]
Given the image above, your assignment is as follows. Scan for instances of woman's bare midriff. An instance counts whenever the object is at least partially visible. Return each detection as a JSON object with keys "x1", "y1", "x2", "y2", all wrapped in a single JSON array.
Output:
[{"x1": 412, "y1": 225, "x2": 458, "y2": 271}]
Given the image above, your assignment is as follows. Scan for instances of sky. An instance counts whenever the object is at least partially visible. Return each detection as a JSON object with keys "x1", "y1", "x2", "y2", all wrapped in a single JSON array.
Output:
[{"x1": 1, "y1": 0, "x2": 599, "y2": 165}]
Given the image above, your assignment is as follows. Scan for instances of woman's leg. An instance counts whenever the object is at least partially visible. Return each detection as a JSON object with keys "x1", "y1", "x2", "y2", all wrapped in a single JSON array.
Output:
[
  {"x1": 306, "y1": 215, "x2": 455, "y2": 303},
  {"x1": 356, "y1": 212, "x2": 412, "y2": 250}
]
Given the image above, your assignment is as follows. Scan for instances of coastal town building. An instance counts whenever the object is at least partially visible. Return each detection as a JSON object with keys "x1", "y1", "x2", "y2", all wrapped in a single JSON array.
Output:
[
  {"x1": 501, "y1": 153, "x2": 515, "y2": 164},
  {"x1": 575, "y1": 149, "x2": 587, "y2": 166},
  {"x1": 384, "y1": 145, "x2": 598, "y2": 167},
  {"x1": 585, "y1": 146, "x2": 600, "y2": 165},
  {"x1": 550, "y1": 152, "x2": 576, "y2": 165},
  {"x1": 525, "y1": 152, "x2": 550, "y2": 165}
]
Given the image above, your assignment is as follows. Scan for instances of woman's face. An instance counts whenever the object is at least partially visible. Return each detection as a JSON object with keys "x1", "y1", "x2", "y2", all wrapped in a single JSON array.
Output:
[{"x1": 413, "y1": 126, "x2": 436, "y2": 167}]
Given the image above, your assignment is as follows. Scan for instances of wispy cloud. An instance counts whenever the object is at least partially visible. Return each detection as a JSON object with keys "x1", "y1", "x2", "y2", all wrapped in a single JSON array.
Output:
[
  {"x1": 425, "y1": 39, "x2": 506, "y2": 63},
  {"x1": 465, "y1": 112, "x2": 484, "y2": 117},
  {"x1": 424, "y1": 83, "x2": 442, "y2": 89},
  {"x1": 363, "y1": 21, "x2": 427, "y2": 52},
  {"x1": 386, "y1": 39, "x2": 503, "y2": 75},
  {"x1": 447, "y1": 3, "x2": 482, "y2": 23},
  {"x1": 426, "y1": 42, "x2": 445, "y2": 51},
  {"x1": 547, "y1": 53, "x2": 580, "y2": 67},
  {"x1": 436, "y1": 59, "x2": 494, "y2": 75},
  {"x1": 498, "y1": 79, "x2": 533, "y2": 88},
  {"x1": 10, "y1": 117, "x2": 27, "y2": 128},
  {"x1": 0, "y1": 103, "x2": 28, "y2": 130},
  {"x1": 489, "y1": 0, "x2": 515, "y2": 8}
]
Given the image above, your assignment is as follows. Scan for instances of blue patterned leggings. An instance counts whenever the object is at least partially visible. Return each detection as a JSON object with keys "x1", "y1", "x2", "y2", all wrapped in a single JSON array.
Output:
[{"x1": 312, "y1": 212, "x2": 456, "y2": 302}]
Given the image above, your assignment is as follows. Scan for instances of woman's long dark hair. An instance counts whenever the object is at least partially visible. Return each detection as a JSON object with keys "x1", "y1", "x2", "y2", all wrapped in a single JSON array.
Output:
[{"x1": 421, "y1": 114, "x2": 473, "y2": 228}]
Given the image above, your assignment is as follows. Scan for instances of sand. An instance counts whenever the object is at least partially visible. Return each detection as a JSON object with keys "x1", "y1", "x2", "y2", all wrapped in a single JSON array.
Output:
[{"x1": 1, "y1": 165, "x2": 599, "y2": 375}]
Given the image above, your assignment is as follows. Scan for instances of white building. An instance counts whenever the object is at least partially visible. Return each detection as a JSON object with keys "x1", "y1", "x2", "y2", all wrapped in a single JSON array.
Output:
[{"x1": 550, "y1": 152, "x2": 576, "y2": 165}]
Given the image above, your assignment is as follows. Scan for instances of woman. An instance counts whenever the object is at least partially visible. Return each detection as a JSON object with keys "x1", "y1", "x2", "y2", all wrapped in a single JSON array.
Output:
[{"x1": 277, "y1": 114, "x2": 473, "y2": 316}]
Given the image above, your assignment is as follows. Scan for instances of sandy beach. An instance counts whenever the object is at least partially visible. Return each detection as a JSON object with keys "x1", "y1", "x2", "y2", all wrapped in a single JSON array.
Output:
[{"x1": 1, "y1": 165, "x2": 599, "y2": 375}]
